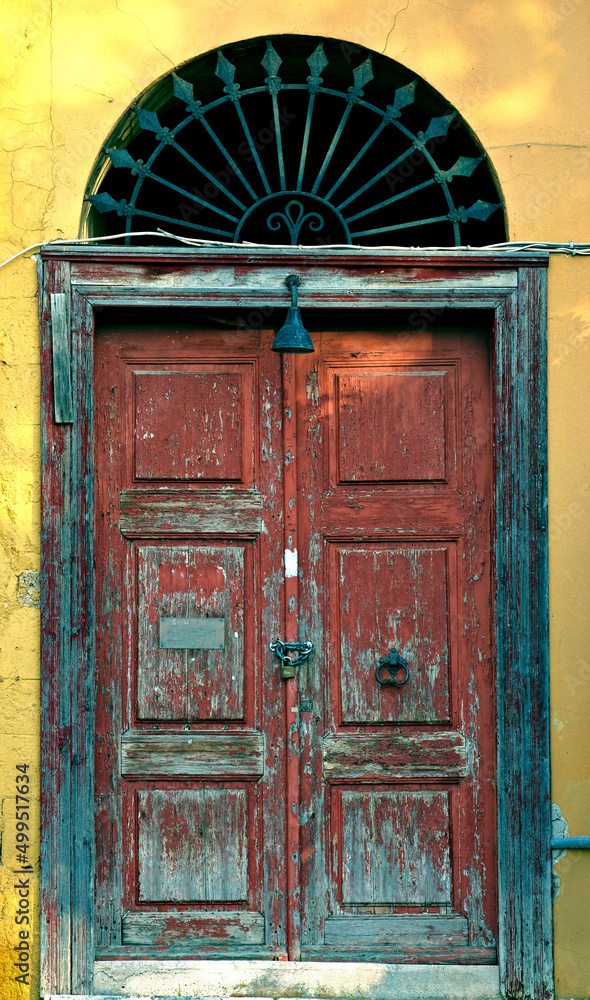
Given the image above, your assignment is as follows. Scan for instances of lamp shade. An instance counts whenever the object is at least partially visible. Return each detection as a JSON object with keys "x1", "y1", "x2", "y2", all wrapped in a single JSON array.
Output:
[
  {"x1": 271, "y1": 306, "x2": 315, "y2": 353},
  {"x1": 271, "y1": 274, "x2": 315, "y2": 353}
]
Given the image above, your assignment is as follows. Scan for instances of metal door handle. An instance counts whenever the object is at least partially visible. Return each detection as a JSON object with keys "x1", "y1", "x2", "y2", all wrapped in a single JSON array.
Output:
[
  {"x1": 376, "y1": 647, "x2": 410, "y2": 686},
  {"x1": 270, "y1": 639, "x2": 313, "y2": 679}
]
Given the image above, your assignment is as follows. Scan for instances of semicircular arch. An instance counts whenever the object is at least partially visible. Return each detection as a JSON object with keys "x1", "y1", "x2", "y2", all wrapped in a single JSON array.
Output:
[{"x1": 83, "y1": 34, "x2": 507, "y2": 247}]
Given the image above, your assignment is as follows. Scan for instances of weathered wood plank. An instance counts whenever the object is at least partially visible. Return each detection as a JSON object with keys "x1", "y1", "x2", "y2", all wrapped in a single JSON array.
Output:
[
  {"x1": 322, "y1": 491, "x2": 463, "y2": 537},
  {"x1": 137, "y1": 788, "x2": 248, "y2": 902},
  {"x1": 94, "y1": 298, "x2": 128, "y2": 958},
  {"x1": 323, "y1": 730, "x2": 468, "y2": 780},
  {"x1": 69, "y1": 287, "x2": 96, "y2": 993},
  {"x1": 122, "y1": 910, "x2": 265, "y2": 946},
  {"x1": 94, "y1": 945, "x2": 286, "y2": 960},
  {"x1": 301, "y1": 945, "x2": 498, "y2": 964},
  {"x1": 495, "y1": 269, "x2": 552, "y2": 998},
  {"x1": 44, "y1": 242, "x2": 545, "y2": 266},
  {"x1": 119, "y1": 488, "x2": 263, "y2": 536},
  {"x1": 341, "y1": 790, "x2": 452, "y2": 905},
  {"x1": 42, "y1": 271, "x2": 96, "y2": 994},
  {"x1": 137, "y1": 546, "x2": 186, "y2": 720},
  {"x1": 121, "y1": 731, "x2": 264, "y2": 777},
  {"x1": 324, "y1": 914, "x2": 468, "y2": 946},
  {"x1": 256, "y1": 328, "x2": 289, "y2": 954},
  {"x1": 50, "y1": 292, "x2": 73, "y2": 423},
  {"x1": 281, "y1": 352, "x2": 302, "y2": 961},
  {"x1": 72, "y1": 261, "x2": 520, "y2": 290},
  {"x1": 70, "y1": 286, "x2": 518, "y2": 310},
  {"x1": 41, "y1": 260, "x2": 73, "y2": 994}
]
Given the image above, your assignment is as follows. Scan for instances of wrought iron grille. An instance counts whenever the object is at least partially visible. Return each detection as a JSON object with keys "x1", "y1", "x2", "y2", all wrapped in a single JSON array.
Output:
[{"x1": 87, "y1": 36, "x2": 506, "y2": 246}]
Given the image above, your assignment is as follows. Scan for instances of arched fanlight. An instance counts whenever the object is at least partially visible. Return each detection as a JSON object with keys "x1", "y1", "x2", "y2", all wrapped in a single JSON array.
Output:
[{"x1": 86, "y1": 36, "x2": 506, "y2": 248}]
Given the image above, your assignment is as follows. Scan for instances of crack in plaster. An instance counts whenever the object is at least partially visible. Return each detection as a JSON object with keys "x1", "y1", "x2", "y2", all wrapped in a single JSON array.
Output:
[
  {"x1": 44, "y1": 0, "x2": 56, "y2": 236},
  {"x1": 503, "y1": 172, "x2": 535, "y2": 183},
  {"x1": 114, "y1": 0, "x2": 175, "y2": 68},
  {"x1": 382, "y1": 0, "x2": 411, "y2": 54},
  {"x1": 424, "y1": 0, "x2": 467, "y2": 11},
  {"x1": 70, "y1": 83, "x2": 115, "y2": 102},
  {"x1": 8, "y1": 152, "x2": 15, "y2": 231},
  {"x1": 488, "y1": 143, "x2": 589, "y2": 150}
]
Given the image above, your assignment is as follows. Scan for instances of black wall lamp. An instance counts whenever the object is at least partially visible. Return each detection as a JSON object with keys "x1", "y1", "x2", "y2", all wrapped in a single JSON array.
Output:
[{"x1": 271, "y1": 275, "x2": 315, "y2": 353}]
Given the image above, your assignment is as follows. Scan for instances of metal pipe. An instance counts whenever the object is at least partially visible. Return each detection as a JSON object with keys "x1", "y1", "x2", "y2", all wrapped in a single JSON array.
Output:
[{"x1": 550, "y1": 837, "x2": 590, "y2": 850}]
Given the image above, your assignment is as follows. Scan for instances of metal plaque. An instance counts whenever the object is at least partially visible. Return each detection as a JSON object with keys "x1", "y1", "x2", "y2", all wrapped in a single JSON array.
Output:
[{"x1": 159, "y1": 617, "x2": 225, "y2": 650}]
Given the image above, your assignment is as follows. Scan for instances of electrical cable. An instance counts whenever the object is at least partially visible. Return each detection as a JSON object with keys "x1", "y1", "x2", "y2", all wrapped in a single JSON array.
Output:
[{"x1": 1, "y1": 231, "x2": 589, "y2": 270}]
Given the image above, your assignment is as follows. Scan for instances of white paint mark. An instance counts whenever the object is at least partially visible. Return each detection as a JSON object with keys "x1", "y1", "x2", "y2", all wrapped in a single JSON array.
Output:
[{"x1": 284, "y1": 548, "x2": 298, "y2": 578}]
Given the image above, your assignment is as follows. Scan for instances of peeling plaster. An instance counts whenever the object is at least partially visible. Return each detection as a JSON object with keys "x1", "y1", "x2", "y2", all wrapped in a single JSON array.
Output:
[
  {"x1": 551, "y1": 802, "x2": 569, "y2": 900},
  {"x1": 16, "y1": 570, "x2": 40, "y2": 609}
]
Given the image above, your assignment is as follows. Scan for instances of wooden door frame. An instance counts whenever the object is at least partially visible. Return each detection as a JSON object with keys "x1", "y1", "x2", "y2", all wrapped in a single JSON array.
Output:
[{"x1": 39, "y1": 246, "x2": 552, "y2": 998}]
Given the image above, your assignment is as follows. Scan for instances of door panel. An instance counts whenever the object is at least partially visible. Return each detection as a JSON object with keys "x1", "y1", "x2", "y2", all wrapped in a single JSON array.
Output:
[
  {"x1": 324, "y1": 913, "x2": 468, "y2": 947},
  {"x1": 136, "y1": 787, "x2": 249, "y2": 901},
  {"x1": 337, "y1": 545, "x2": 452, "y2": 724},
  {"x1": 330, "y1": 363, "x2": 458, "y2": 490},
  {"x1": 339, "y1": 789, "x2": 452, "y2": 905},
  {"x1": 132, "y1": 366, "x2": 252, "y2": 483},
  {"x1": 336, "y1": 370, "x2": 450, "y2": 484},
  {"x1": 136, "y1": 544, "x2": 247, "y2": 721},
  {"x1": 298, "y1": 318, "x2": 495, "y2": 963},
  {"x1": 121, "y1": 909, "x2": 266, "y2": 948}
]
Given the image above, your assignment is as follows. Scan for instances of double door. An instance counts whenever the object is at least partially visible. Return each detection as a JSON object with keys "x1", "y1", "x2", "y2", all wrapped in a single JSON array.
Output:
[{"x1": 94, "y1": 308, "x2": 496, "y2": 964}]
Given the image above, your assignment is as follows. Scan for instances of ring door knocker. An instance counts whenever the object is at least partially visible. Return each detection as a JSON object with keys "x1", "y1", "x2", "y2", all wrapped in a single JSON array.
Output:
[
  {"x1": 376, "y1": 646, "x2": 410, "y2": 687},
  {"x1": 270, "y1": 639, "x2": 313, "y2": 679}
]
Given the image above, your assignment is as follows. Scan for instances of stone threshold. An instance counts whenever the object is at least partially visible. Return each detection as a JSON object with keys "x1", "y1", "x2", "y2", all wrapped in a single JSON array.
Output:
[{"x1": 45, "y1": 959, "x2": 502, "y2": 1000}]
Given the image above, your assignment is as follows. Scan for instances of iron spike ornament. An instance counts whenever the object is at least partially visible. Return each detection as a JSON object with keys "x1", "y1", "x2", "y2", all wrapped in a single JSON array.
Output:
[{"x1": 271, "y1": 275, "x2": 315, "y2": 354}]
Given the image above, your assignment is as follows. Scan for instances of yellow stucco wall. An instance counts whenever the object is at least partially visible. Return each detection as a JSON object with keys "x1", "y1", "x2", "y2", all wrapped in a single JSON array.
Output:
[{"x1": 0, "y1": 1, "x2": 589, "y2": 997}]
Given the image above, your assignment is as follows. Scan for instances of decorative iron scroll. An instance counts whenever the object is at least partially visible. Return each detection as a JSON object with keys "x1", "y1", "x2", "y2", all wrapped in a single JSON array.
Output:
[{"x1": 87, "y1": 38, "x2": 504, "y2": 246}]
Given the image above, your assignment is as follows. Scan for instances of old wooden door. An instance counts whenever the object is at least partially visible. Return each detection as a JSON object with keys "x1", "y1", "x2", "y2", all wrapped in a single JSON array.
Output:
[{"x1": 94, "y1": 308, "x2": 495, "y2": 966}]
